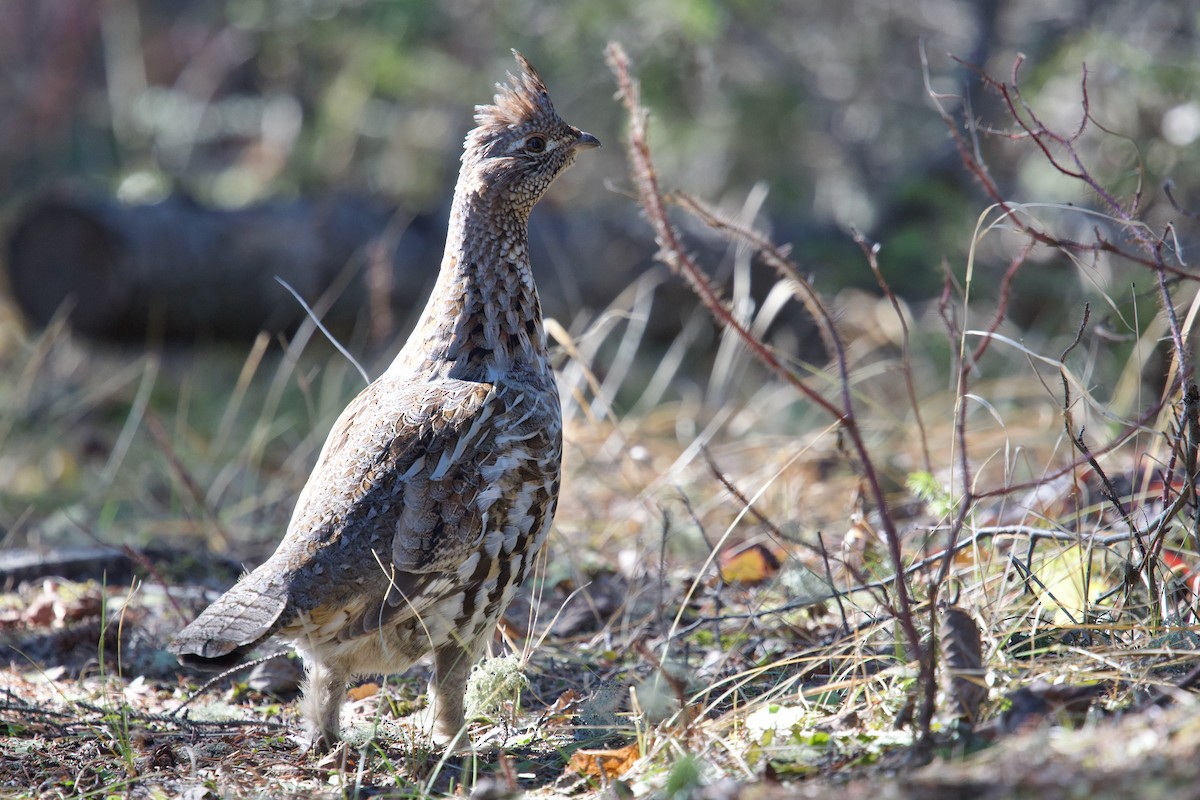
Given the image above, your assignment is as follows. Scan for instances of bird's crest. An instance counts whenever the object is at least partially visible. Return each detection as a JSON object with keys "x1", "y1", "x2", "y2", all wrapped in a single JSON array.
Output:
[{"x1": 473, "y1": 51, "x2": 559, "y2": 133}]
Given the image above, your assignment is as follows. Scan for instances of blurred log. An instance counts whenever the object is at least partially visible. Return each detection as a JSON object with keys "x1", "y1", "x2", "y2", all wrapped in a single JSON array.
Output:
[
  {"x1": 0, "y1": 546, "x2": 242, "y2": 589},
  {"x1": 2, "y1": 187, "x2": 822, "y2": 354},
  {"x1": 3, "y1": 189, "x2": 443, "y2": 342}
]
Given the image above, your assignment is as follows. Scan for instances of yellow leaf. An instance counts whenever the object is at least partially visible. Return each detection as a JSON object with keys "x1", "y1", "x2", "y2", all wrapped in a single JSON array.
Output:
[{"x1": 1033, "y1": 545, "x2": 1113, "y2": 625}]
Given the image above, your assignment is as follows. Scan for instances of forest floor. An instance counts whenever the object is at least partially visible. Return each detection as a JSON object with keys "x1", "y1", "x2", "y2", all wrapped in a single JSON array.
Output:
[{"x1": 3, "y1": 319, "x2": 1200, "y2": 799}]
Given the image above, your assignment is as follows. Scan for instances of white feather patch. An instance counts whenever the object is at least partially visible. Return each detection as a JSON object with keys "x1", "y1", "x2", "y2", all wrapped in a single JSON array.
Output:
[
  {"x1": 457, "y1": 550, "x2": 482, "y2": 580},
  {"x1": 483, "y1": 529, "x2": 502, "y2": 558}
]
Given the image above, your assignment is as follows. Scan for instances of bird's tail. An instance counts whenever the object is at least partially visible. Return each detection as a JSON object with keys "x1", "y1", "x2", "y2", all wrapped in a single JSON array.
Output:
[{"x1": 169, "y1": 570, "x2": 289, "y2": 671}]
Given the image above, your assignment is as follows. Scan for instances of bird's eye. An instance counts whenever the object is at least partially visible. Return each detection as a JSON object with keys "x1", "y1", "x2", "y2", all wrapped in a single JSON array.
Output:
[{"x1": 524, "y1": 136, "x2": 546, "y2": 154}]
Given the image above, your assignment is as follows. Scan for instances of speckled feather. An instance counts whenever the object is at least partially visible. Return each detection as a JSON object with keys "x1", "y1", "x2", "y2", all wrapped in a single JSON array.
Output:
[{"x1": 169, "y1": 52, "x2": 597, "y2": 752}]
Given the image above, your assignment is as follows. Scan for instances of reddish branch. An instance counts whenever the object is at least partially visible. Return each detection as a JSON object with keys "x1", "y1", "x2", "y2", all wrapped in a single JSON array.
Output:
[
  {"x1": 605, "y1": 42, "x2": 928, "y2": 709},
  {"x1": 933, "y1": 52, "x2": 1197, "y2": 389},
  {"x1": 604, "y1": 54, "x2": 841, "y2": 422}
]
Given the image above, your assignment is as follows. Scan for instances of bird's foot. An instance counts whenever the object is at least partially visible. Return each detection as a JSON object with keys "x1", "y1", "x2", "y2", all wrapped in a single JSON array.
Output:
[
  {"x1": 418, "y1": 709, "x2": 474, "y2": 753},
  {"x1": 301, "y1": 726, "x2": 340, "y2": 757},
  {"x1": 314, "y1": 740, "x2": 358, "y2": 771}
]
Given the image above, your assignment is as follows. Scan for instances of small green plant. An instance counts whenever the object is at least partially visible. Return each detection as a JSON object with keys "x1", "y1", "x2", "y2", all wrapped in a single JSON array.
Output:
[
  {"x1": 95, "y1": 580, "x2": 136, "y2": 778},
  {"x1": 906, "y1": 471, "x2": 958, "y2": 519},
  {"x1": 664, "y1": 754, "x2": 703, "y2": 798}
]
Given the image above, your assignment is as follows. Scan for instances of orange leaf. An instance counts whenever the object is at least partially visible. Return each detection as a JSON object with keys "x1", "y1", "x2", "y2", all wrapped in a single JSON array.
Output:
[
  {"x1": 567, "y1": 742, "x2": 640, "y2": 781},
  {"x1": 347, "y1": 682, "x2": 379, "y2": 701},
  {"x1": 719, "y1": 543, "x2": 782, "y2": 585},
  {"x1": 1163, "y1": 550, "x2": 1200, "y2": 596},
  {"x1": 1162, "y1": 550, "x2": 1191, "y2": 573}
]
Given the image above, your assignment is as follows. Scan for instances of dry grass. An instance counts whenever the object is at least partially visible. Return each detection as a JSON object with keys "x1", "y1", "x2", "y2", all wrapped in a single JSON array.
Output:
[{"x1": 3, "y1": 46, "x2": 1200, "y2": 800}]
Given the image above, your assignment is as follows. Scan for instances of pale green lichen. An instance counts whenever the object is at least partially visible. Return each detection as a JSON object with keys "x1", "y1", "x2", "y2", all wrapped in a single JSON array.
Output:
[{"x1": 463, "y1": 654, "x2": 528, "y2": 722}]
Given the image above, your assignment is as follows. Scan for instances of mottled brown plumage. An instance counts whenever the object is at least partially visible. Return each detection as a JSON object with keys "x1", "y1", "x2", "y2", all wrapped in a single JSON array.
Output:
[{"x1": 169, "y1": 52, "x2": 598, "y2": 752}]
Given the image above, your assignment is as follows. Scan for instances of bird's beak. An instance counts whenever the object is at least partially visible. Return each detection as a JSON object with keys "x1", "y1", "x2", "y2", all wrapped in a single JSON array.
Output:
[{"x1": 575, "y1": 131, "x2": 601, "y2": 151}]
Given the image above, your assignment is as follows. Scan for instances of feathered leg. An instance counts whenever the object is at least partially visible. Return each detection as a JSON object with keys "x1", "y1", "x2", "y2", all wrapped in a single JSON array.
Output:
[
  {"x1": 300, "y1": 659, "x2": 347, "y2": 753},
  {"x1": 428, "y1": 636, "x2": 486, "y2": 748}
]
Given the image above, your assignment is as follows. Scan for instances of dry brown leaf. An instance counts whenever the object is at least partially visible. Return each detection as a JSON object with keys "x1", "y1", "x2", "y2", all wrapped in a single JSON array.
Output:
[
  {"x1": 998, "y1": 681, "x2": 1107, "y2": 734},
  {"x1": 566, "y1": 742, "x2": 640, "y2": 781},
  {"x1": 21, "y1": 579, "x2": 103, "y2": 628},
  {"x1": 22, "y1": 591, "x2": 59, "y2": 627}
]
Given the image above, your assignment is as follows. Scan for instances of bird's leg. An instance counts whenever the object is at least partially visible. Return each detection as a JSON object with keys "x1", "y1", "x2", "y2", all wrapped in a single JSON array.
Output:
[
  {"x1": 428, "y1": 636, "x2": 484, "y2": 749},
  {"x1": 300, "y1": 659, "x2": 347, "y2": 754}
]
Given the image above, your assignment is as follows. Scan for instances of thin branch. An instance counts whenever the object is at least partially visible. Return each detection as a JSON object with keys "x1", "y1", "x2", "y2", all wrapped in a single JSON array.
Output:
[
  {"x1": 851, "y1": 229, "x2": 932, "y2": 472},
  {"x1": 972, "y1": 240, "x2": 1034, "y2": 364}
]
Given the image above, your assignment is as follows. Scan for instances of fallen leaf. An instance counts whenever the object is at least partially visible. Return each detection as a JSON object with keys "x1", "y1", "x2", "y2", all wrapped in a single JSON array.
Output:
[
  {"x1": 719, "y1": 543, "x2": 782, "y2": 585},
  {"x1": 1032, "y1": 545, "x2": 1114, "y2": 625},
  {"x1": 22, "y1": 589, "x2": 59, "y2": 627},
  {"x1": 543, "y1": 688, "x2": 580, "y2": 725},
  {"x1": 998, "y1": 681, "x2": 1106, "y2": 733},
  {"x1": 567, "y1": 742, "x2": 640, "y2": 781},
  {"x1": 123, "y1": 675, "x2": 155, "y2": 704},
  {"x1": 347, "y1": 682, "x2": 379, "y2": 701}
]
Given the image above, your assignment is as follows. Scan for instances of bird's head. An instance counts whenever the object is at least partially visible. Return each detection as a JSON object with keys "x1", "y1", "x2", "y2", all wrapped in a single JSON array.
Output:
[{"x1": 462, "y1": 51, "x2": 599, "y2": 213}]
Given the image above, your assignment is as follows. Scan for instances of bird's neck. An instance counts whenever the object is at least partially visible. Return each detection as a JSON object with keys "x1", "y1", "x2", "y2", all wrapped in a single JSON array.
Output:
[{"x1": 387, "y1": 176, "x2": 549, "y2": 382}]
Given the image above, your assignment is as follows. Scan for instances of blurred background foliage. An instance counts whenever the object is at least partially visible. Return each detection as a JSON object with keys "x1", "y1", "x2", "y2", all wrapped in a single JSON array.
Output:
[
  {"x1": 1, "y1": 0, "x2": 1197, "y2": 302},
  {"x1": 0, "y1": 0, "x2": 1196, "y2": 562}
]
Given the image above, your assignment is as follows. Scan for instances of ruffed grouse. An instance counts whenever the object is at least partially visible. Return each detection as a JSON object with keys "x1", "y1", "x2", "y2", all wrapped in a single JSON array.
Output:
[{"x1": 170, "y1": 52, "x2": 598, "y2": 753}]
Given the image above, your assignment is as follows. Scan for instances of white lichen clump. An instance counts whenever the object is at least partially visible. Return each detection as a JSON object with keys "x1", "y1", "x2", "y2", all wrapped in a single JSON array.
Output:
[{"x1": 463, "y1": 653, "x2": 528, "y2": 722}]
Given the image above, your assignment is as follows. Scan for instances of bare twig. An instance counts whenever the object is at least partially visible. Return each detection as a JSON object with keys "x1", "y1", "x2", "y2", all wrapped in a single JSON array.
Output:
[
  {"x1": 1163, "y1": 180, "x2": 1200, "y2": 221},
  {"x1": 171, "y1": 653, "x2": 286, "y2": 716},
  {"x1": 1009, "y1": 555, "x2": 1079, "y2": 625},
  {"x1": 604, "y1": 49, "x2": 841, "y2": 421},
  {"x1": 816, "y1": 530, "x2": 850, "y2": 634},
  {"x1": 701, "y1": 446, "x2": 801, "y2": 549},
  {"x1": 971, "y1": 240, "x2": 1034, "y2": 364},
  {"x1": 852, "y1": 230, "x2": 932, "y2": 472},
  {"x1": 972, "y1": 399, "x2": 1166, "y2": 500}
]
